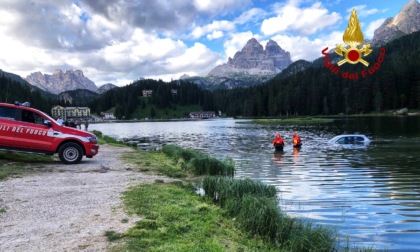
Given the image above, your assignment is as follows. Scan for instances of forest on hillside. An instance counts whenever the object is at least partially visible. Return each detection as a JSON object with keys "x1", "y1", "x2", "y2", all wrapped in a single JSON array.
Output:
[{"x1": 89, "y1": 79, "x2": 214, "y2": 119}]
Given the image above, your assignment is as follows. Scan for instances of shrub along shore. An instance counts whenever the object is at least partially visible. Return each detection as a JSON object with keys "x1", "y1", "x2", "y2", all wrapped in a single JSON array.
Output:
[{"x1": 91, "y1": 132, "x2": 373, "y2": 252}]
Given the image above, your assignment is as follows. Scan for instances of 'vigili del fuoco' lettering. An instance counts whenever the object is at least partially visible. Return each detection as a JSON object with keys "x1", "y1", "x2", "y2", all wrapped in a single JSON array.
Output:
[
  {"x1": 322, "y1": 47, "x2": 386, "y2": 79},
  {"x1": 322, "y1": 47, "x2": 339, "y2": 75}
]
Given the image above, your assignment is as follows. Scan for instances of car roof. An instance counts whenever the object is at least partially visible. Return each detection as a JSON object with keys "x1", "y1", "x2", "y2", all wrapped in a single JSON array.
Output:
[
  {"x1": 333, "y1": 134, "x2": 367, "y2": 138},
  {"x1": 329, "y1": 134, "x2": 368, "y2": 142}
]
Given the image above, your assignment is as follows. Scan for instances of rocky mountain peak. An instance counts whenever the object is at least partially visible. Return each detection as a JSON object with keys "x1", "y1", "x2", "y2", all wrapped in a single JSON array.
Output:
[
  {"x1": 210, "y1": 38, "x2": 292, "y2": 78},
  {"x1": 26, "y1": 69, "x2": 98, "y2": 95},
  {"x1": 241, "y1": 38, "x2": 264, "y2": 56},
  {"x1": 97, "y1": 83, "x2": 118, "y2": 94},
  {"x1": 372, "y1": 0, "x2": 420, "y2": 45},
  {"x1": 203, "y1": 38, "x2": 292, "y2": 88},
  {"x1": 53, "y1": 69, "x2": 63, "y2": 75},
  {"x1": 73, "y1": 70, "x2": 85, "y2": 77}
]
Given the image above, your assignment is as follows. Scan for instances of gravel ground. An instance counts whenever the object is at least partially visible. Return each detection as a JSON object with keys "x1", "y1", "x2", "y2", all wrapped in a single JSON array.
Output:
[{"x1": 0, "y1": 144, "x2": 167, "y2": 252}]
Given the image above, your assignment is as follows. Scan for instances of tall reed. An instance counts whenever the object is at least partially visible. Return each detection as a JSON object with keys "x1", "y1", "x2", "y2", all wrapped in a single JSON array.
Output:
[
  {"x1": 202, "y1": 176, "x2": 336, "y2": 251},
  {"x1": 202, "y1": 176, "x2": 276, "y2": 206}
]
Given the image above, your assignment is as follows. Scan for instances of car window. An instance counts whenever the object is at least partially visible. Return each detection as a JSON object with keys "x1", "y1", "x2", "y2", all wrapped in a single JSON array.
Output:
[
  {"x1": 356, "y1": 137, "x2": 364, "y2": 142},
  {"x1": 0, "y1": 106, "x2": 16, "y2": 120},
  {"x1": 20, "y1": 109, "x2": 45, "y2": 125},
  {"x1": 336, "y1": 137, "x2": 345, "y2": 144}
]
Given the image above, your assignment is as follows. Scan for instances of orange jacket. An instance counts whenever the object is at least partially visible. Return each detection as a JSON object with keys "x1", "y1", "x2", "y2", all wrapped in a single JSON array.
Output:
[
  {"x1": 293, "y1": 135, "x2": 301, "y2": 147},
  {"x1": 272, "y1": 134, "x2": 284, "y2": 146}
]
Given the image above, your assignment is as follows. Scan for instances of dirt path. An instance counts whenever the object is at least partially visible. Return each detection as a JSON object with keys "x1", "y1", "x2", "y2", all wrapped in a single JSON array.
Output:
[{"x1": 0, "y1": 145, "x2": 167, "y2": 252}]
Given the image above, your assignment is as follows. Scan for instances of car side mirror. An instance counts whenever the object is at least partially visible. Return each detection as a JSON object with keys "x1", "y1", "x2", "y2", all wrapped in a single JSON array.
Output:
[{"x1": 43, "y1": 120, "x2": 52, "y2": 127}]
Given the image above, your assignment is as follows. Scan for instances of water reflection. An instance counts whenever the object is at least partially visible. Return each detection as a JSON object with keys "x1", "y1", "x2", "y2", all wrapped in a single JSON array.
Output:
[
  {"x1": 91, "y1": 117, "x2": 420, "y2": 250},
  {"x1": 272, "y1": 151, "x2": 284, "y2": 167}
]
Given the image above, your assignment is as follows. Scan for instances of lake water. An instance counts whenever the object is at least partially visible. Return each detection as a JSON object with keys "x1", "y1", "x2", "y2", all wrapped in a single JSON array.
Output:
[{"x1": 90, "y1": 117, "x2": 420, "y2": 251}]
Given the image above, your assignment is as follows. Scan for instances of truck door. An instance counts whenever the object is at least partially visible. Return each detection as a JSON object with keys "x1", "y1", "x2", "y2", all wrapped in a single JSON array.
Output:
[
  {"x1": 13, "y1": 109, "x2": 53, "y2": 151},
  {"x1": 0, "y1": 106, "x2": 16, "y2": 147}
]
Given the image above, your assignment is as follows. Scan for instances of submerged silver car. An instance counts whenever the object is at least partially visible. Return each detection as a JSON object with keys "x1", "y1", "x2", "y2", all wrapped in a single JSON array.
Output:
[{"x1": 328, "y1": 134, "x2": 371, "y2": 145}]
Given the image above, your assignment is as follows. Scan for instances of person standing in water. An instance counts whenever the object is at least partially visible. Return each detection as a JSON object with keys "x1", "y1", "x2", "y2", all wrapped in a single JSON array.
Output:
[
  {"x1": 292, "y1": 132, "x2": 302, "y2": 148},
  {"x1": 272, "y1": 133, "x2": 285, "y2": 151}
]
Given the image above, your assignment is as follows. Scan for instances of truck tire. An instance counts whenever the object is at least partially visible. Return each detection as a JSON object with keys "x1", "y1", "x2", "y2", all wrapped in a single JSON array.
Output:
[{"x1": 59, "y1": 142, "x2": 83, "y2": 164}]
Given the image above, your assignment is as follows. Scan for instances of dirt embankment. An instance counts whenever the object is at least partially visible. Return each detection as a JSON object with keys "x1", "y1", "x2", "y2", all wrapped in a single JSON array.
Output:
[{"x1": 0, "y1": 145, "x2": 167, "y2": 252}]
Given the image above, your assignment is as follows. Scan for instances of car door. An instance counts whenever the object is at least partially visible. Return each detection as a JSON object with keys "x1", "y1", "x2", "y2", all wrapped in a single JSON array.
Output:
[
  {"x1": 0, "y1": 106, "x2": 17, "y2": 147},
  {"x1": 13, "y1": 108, "x2": 53, "y2": 151}
]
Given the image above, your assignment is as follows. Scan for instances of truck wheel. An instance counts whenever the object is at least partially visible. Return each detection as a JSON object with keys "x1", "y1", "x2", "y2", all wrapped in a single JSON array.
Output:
[{"x1": 59, "y1": 142, "x2": 83, "y2": 164}]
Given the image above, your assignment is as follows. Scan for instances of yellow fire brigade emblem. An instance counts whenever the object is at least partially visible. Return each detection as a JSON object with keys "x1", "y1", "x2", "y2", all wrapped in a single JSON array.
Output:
[{"x1": 335, "y1": 9, "x2": 372, "y2": 67}]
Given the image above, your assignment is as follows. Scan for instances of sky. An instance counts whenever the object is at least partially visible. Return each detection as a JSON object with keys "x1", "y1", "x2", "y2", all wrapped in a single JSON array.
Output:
[{"x1": 0, "y1": 0, "x2": 415, "y2": 87}]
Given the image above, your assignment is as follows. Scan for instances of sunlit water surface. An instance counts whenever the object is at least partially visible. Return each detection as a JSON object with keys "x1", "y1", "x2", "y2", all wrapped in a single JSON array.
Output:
[{"x1": 91, "y1": 117, "x2": 420, "y2": 251}]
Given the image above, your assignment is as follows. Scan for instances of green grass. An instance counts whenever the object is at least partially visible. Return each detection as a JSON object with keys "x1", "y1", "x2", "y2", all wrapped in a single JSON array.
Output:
[
  {"x1": 162, "y1": 145, "x2": 235, "y2": 177},
  {"x1": 237, "y1": 117, "x2": 335, "y2": 125},
  {"x1": 0, "y1": 208, "x2": 6, "y2": 214},
  {"x1": 112, "y1": 181, "x2": 283, "y2": 251},
  {"x1": 0, "y1": 150, "x2": 54, "y2": 180}
]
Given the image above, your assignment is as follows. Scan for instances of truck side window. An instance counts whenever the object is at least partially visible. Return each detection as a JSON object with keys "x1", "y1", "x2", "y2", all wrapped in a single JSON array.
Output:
[
  {"x1": 0, "y1": 107, "x2": 16, "y2": 120},
  {"x1": 21, "y1": 110, "x2": 36, "y2": 123},
  {"x1": 20, "y1": 110, "x2": 44, "y2": 125}
]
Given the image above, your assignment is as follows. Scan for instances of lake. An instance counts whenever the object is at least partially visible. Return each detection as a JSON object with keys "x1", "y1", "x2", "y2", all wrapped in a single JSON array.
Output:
[{"x1": 90, "y1": 117, "x2": 420, "y2": 251}]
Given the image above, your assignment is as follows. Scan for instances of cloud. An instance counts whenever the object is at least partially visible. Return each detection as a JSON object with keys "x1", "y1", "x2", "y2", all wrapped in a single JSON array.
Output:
[
  {"x1": 261, "y1": 1, "x2": 341, "y2": 35},
  {"x1": 207, "y1": 31, "x2": 224, "y2": 40},
  {"x1": 0, "y1": 0, "x2": 225, "y2": 85},
  {"x1": 0, "y1": 1, "x2": 131, "y2": 52},
  {"x1": 365, "y1": 18, "x2": 386, "y2": 39},
  {"x1": 82, "y1": 0, "x2": 197, "y2": 33},
  {"x1": 188, "y1": 7, "x2": 266, "y2": 41},
  {"x1": 80, "y1": 31, "x2": 221, "y2": 84},
  {"x1": 190, "y1": 20, "x2": 235, "y2": 39},
  {"x1": 234, "y1": 8, "x2": 267, "y2": 25},
  {"x1": 192, "y1": 0, "x2": 251, "y2": 15},
  {"x1": 347, "y1": 5, "x2": 378, "y2": 18},
  {"x1": 271, "y1": 31, "x2": 343, "y2": 61}
]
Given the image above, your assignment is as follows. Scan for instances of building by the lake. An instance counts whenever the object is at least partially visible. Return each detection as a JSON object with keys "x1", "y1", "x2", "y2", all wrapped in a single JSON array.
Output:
[
  {"x1": 51, "y1": 106, "x2": 91, "y2": 120},
  {"x1": 189, "y1": 111, "x2": 216, "y2": 119},
  {"x1": 142, "y1": 90, "x2": 153, "y2": 97}
]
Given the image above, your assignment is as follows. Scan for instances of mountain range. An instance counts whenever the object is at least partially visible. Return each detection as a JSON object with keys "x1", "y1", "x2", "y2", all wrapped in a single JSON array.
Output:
[{"x1": 26, "y1": 69, "x2": 99, "y2": 95}]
